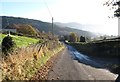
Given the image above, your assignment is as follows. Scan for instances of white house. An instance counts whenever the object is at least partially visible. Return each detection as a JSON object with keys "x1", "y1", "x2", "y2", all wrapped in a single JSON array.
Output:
[{"x1": 2, "y1": 28, "x2": 16, "y2": 33}]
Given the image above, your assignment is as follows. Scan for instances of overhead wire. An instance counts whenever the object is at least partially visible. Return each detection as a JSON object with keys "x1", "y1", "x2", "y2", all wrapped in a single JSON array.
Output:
[{"x1": 42, "y1": 0, "x2": 53, "y2": 18}]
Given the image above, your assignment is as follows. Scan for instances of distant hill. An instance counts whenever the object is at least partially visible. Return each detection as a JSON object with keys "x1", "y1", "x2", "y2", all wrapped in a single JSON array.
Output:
[
  {"x1": 55, "y1": 22, "x2": 84, "y2": 29},
  {"x1": 1, "y1": 16, "x2": 96, "y2": 37},
  {"x1": 55, "y1": 22, "x2": 103, "y2": 36}
]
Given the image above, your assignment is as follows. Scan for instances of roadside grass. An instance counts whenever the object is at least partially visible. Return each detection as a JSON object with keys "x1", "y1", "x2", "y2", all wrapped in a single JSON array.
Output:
[
  {"x1": 0, "y1": 34, "x2": 40, "y2": 48},
  {"x1": 1, "y1": 39, "x2": 65, "y2": 80},
  {"x1": 23, "y1": 46, "x2": 65, "y2": 80},
  {"x1": 0, "y1": 33, "x2": 65, "y2": 80}
]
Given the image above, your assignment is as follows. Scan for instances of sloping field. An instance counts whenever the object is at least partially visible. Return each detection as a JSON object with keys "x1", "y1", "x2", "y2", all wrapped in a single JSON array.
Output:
[{"x1": 0, "y1": 34, "x2": 40, "y2": 48}]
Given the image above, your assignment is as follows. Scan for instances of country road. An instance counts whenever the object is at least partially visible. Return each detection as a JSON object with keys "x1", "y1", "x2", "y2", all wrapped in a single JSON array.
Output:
[{"x1": 48, "y1": 45, "x2": 118, "y2": 81}]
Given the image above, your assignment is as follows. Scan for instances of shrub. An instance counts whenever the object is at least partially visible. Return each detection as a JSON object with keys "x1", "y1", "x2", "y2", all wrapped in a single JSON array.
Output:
[
  {"x1": 80, "y1": 36, "x2": 86, "y2": 42},
  {"x1": 2, "y1": 35, "x2": 16, "y2": 55}
]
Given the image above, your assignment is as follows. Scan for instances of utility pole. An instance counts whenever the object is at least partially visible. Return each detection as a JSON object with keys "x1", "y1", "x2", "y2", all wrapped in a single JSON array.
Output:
[{"x1": 52, "y1": 17, "x2": 54, "y2": 39}]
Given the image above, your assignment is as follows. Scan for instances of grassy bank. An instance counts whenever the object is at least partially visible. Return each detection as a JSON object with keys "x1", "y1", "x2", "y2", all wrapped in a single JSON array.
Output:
[{"x1": 1, "y1": 41, "x2": 64, "y2": 80}]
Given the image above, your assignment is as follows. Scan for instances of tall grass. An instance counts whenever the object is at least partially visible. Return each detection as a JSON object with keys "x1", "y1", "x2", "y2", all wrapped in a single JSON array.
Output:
[{"x1": 0, "y1": 40, "x2": 64, "y2": 80}]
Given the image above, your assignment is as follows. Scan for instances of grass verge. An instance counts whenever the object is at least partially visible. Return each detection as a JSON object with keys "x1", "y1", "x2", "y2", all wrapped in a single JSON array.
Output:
[{"x1": 1, "y1": 41, "x2": 65, "y2": 80}]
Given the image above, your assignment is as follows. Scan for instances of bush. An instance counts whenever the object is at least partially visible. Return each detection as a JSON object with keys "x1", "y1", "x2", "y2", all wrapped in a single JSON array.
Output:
[
  {"x1": 2, "y1": 35, "x2": 16, "y2": 55},
  {"x1": 80, "y1": 36, "x2": 86, "y2": 42}
]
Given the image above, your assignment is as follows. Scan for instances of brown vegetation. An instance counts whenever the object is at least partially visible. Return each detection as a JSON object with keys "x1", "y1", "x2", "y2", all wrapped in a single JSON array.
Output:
[
  {"x1": 0, "y1": 40, "x2": 64, "y2": 81},
  {"x1": 5, "y1": 24, "x2": 38, "y2": 36}
]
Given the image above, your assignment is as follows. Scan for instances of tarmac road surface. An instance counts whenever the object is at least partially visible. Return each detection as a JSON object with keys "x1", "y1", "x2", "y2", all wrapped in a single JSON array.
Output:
[{"x1": 48, "y1": 45, "x2": 118, "y2": 81}]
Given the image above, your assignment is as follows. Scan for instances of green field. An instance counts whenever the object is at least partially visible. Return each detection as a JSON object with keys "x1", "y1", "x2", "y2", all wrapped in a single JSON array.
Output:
[{"x1": 0, "y1": 34, "x2": 41, "y2": 48}]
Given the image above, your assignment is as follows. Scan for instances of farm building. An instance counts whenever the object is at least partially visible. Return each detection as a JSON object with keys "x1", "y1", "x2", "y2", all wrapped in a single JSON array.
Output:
[
  {"x1": 2, "y1": 28, "x2": 16, "y2": 33},
  {"x1": 2, "y1": 25, "x2": 16, "y2": 33}
]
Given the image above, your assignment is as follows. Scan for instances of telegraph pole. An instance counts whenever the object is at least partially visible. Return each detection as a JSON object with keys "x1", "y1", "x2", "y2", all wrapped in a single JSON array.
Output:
[
  {"x1": 52, "y1": 17, "x2": 54, "y2": 38},
  {"x1": 43, "y1": 0, "x2": 53, "y2": 39}
]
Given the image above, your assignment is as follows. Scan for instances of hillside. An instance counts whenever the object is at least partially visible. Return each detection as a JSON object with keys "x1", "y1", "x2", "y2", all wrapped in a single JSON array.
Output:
[
  {"x1": 5, "y1": 24, "x2": 38, "y2": 36},
  {"x1": 1, "y1": 16, "x2": 96, "y2": 37},
  {"x1": 55, "y1": 22, "x2": 84, "y2": 29}
]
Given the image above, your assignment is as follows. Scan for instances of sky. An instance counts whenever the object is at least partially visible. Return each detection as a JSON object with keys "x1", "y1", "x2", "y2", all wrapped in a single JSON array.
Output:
[{"x1": 0, "y1": 0, "x2": 118, "y2": 36}]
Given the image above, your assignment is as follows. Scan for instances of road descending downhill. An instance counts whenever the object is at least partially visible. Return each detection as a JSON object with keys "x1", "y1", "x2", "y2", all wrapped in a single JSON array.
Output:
[{"x1": 48, "y1": 45, "x2": 118, "y2": 81}]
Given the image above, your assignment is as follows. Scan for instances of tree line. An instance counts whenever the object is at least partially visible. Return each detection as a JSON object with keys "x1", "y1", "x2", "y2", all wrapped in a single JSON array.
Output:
[{"x1": 59, "y1": 32, "x2": 86, "y2": 43}]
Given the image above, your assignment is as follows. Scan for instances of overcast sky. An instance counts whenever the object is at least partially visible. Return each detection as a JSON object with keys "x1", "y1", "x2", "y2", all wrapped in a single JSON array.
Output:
[{"x1": 0, "y1": 0, "x2": 118, "y2": 35}]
